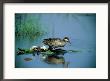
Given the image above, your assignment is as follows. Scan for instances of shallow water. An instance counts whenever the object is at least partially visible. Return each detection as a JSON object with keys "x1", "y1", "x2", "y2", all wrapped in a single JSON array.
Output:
[{"x1": 15, "y1": 13, "x2": 96, "y2": 68}]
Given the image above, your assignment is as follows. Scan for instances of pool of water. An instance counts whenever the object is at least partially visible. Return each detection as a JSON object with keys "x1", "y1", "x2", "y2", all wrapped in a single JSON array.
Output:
[{"x1": 15, "y1": 13, "x2": 96, "y2": 68}]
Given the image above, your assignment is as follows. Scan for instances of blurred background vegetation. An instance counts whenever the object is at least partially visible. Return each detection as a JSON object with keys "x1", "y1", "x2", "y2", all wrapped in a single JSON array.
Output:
[{"x1": 15, "y1": 14, "x2": 46, "y2": 39}]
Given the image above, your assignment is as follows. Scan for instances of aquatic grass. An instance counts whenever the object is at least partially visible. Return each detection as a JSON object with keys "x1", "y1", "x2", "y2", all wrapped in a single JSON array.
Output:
[{"x1": 15, "y1": 14, "x2": 46, "y2": 40}]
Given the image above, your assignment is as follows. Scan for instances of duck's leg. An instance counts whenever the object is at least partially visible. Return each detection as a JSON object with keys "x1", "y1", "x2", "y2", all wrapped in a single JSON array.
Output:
[{"x1": 37, "y1": 51, "x2": 40, "y2": 55}]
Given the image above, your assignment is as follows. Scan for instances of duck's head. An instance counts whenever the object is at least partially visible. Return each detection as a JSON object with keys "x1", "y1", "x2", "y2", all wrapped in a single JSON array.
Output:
[{"x1": 63, "y1": 37, "x2": 71, "y2": 44}]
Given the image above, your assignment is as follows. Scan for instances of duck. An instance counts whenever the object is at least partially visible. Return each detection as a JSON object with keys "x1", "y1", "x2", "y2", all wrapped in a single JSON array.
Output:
[
  {"x1": 30, "y1": 45, "x2": 47, "y2": 52},
  {"x1": 43, "y1": 37, "x2": 71, "y2": 50}
]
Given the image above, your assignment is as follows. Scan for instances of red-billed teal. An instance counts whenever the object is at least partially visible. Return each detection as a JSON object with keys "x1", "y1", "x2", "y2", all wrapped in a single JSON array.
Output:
[{"x1": 43, "y1": 37, "x2": 71, "y2": 50}]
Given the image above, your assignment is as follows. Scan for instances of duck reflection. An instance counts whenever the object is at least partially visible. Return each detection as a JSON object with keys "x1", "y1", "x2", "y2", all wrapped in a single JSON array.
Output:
[{"x1": 41, "y1": 55, "x2": 69, "y2": 68}]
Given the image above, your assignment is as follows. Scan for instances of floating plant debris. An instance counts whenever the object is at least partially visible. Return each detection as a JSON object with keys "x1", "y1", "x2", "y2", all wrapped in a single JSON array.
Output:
[
  {"x1": 24, "y1": 58, "x2": 33, "y2": 61},
  {"x1": 17, "y1": 47, "x2": 81, "y2": 56}
]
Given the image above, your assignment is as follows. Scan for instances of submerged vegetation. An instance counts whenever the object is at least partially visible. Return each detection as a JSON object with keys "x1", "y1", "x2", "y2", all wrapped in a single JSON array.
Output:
[{"x1": 15, "y1": 14, "x2": 46, "y2": 39}]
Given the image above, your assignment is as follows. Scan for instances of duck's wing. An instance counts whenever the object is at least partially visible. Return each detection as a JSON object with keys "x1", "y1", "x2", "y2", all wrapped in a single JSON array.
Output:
[
  {"x1": 51, "y1": 38, "x2": 61, "y2": 40},
  {"x1": 44, "y1": 38, "x2": 61, "y2": 40},
  {"x1": 42, "y1": 39, "x2": 49, "y2": 43},
  {"x1": 43, "y1": 38, "x2": 52, "y2": 41},
  {"x1": 43, "y1": 38, "x2": 53, "y2": 45},
  {"x1": 43, "y1": 38, "x2": 62, "y2": 46},
  {"x1": 43, "y1": 38, "x2": 60, "y2": 42}
]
